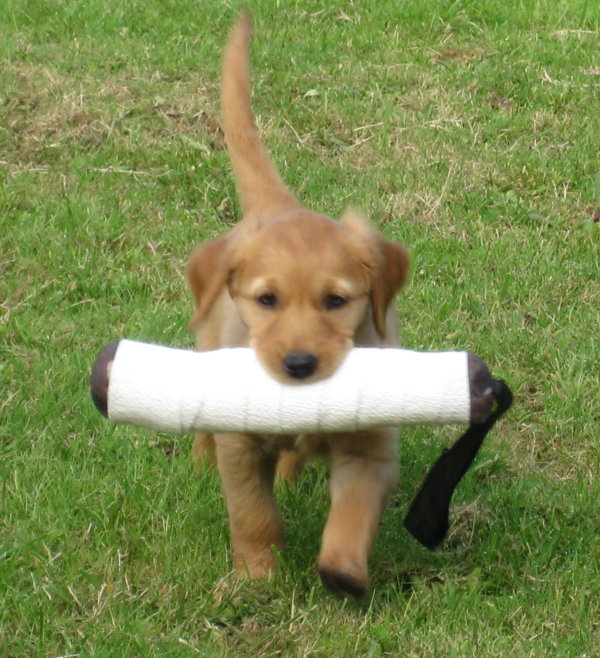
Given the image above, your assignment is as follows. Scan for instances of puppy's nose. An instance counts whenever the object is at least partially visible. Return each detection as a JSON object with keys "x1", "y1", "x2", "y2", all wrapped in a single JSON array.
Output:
[{"x1": 283, "y1": 350, "x2": 319, "y2": 380}]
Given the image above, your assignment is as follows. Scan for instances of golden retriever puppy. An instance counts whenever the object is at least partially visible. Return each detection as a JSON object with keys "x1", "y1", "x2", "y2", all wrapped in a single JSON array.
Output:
[{"x1": 187, "y1": 12, "x2": 410, "y2": 596}]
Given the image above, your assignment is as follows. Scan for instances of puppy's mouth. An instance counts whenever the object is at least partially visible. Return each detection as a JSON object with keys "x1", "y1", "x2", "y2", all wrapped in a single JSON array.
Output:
[
  {"x1": 257, "y1": 349, "x2": 337, "y2": 385},
  {"x1": 276, "y1": 349, "x2": 350, "y2": 385},
  {"x1": 250, "y1": 338, "x2": 352, "y2": 384}
]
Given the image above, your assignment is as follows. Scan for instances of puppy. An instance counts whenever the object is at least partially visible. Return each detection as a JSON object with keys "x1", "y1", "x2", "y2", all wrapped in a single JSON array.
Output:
[{"x1": 187, "y1": 12, "x2": 410, "y2": 596}]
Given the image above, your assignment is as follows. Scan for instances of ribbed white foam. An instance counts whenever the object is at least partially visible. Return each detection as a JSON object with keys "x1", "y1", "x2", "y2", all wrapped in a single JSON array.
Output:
[{"x1": 107, "y1": 340, "x2": 470, "y2": 434}]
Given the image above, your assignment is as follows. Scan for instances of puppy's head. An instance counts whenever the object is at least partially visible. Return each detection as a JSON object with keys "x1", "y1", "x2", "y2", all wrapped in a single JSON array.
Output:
[{"x1": 188, "y1": 209, "x2": 409, "y2": 383}]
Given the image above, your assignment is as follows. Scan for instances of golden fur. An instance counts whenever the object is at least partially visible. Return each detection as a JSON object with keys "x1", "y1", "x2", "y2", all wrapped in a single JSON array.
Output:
[{"x1": 187, "y1": 12, "x2": 410, "y2": 596}]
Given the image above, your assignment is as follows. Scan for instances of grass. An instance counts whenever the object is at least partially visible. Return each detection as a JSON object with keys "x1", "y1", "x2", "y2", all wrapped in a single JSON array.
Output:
[{"x1": 1, "y1": 0, "x2": 599, "y2": 655}]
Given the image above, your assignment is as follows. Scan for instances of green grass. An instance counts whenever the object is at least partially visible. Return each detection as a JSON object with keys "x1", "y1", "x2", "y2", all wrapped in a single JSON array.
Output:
[{"x1": 1, "y1": 0, "x2": 599, "y2": 655}]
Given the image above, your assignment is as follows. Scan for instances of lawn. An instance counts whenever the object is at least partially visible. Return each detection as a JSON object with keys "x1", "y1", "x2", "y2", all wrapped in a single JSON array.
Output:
[{"x1": 1, "y1": 0, "x2": 599, "y2": 655}]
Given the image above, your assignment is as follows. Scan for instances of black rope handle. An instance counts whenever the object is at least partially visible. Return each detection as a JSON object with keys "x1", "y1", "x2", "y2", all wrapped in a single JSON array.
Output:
[{"x1": 404, "y1": 379, "x2": 513, "y2": 549}]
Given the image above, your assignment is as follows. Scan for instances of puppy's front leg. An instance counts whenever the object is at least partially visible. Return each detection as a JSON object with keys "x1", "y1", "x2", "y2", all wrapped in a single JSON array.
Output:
[
  {"x1": 318, "y1": 429, "x2": 398, "y2": 596},
  {"x1": 215, "y1": 433, "x2": 283, "y2": 579},
  {"x1": 191, "y1": 432, "x2": 216, "y2": 471},
  {"x1": 276, "y1": 449, "x2": 305, "y2": 481}
]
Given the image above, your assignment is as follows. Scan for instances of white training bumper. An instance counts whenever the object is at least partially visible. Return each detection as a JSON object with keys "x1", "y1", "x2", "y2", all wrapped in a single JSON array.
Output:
[{"x1": 91, "y1": 340, "x2": 482, "y2": 435}]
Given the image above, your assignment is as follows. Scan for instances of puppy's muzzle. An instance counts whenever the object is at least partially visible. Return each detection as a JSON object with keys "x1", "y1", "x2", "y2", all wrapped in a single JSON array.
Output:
[{"x1": 283, "y1": 350, "x2": 318, "y2": 380}]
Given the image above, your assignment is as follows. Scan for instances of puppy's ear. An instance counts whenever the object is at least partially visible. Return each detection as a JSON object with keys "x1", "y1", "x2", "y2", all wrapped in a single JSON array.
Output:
[
  {"x1": 369, "y1": 236, "x2": 410, "y2": 337},
  {"x1": 187, "y1": 215, "x2": 262, "y2": 327},
  {"x1": 341, "y1": 209, "x2": 410, "y2": 338},
  {"x1": 187, "y1": 236, "x2": 231, "y2": 327}
]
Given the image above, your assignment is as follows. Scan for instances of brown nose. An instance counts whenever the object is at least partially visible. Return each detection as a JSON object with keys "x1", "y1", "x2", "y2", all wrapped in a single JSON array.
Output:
[{"x1": 283, "y1": 351, "x2": 318, "y2": 380}]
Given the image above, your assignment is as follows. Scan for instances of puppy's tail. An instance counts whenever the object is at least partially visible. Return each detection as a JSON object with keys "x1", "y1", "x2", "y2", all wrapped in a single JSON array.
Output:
[{"x1": 221, "y1": 11, "x2": 301, "y2": 218}]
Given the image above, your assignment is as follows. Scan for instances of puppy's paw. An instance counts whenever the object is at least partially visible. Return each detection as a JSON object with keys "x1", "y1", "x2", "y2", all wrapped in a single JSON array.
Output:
[
  {"x1": 318, "y1": 564, "x2": 368, "y2": 597},
  {"x1": 233, "y1": 548, "x2": 279, "y2": 581}
]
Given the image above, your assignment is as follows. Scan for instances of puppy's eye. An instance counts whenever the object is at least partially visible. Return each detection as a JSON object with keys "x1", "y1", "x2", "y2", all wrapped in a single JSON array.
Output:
[
  {"x1": 324, "y1": 294, "x2": 348, "y2": 310},
  {"x1": 257, "y1": 293, "x2": 277, "y2": 308}
]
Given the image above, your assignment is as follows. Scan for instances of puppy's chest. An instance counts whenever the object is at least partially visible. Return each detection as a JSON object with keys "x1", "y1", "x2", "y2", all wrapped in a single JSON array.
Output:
[{"x1": 260, "y1": 433, "x2": 326, "y2": 457}]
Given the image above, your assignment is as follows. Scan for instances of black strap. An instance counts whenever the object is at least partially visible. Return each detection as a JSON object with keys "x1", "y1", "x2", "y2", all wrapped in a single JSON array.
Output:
[{"x1": 404, "y1": 379, "x2": 513, "y2": 549}]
